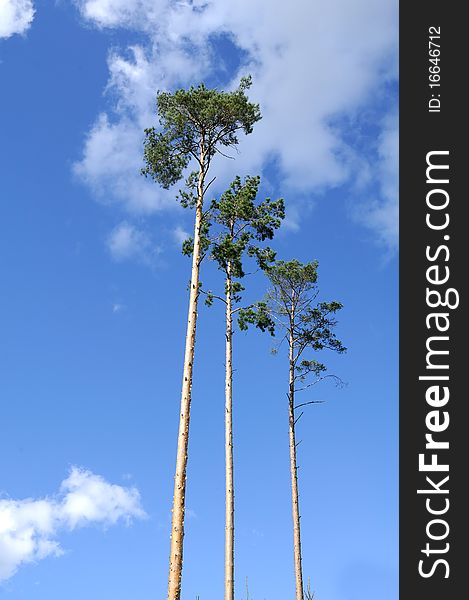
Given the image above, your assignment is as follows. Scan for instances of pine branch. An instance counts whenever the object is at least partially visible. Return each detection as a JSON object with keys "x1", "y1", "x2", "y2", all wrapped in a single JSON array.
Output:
[
  {"x1": 199, "y1": 288, "x2": 227, "y2": 305},
  {"x1": 293, "y1": 400, "x2": 325, "y2": 410},
  {"x1": 295, "y1": 374, "x2": 344, "y2": 393}
]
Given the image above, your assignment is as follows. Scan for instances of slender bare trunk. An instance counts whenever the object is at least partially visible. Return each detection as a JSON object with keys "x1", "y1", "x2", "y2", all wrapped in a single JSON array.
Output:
[
  {"x1": 225, "y1": 264, "x2": 235, "y2": 600},
  {"x1": 167, "y1": 148, "x2": 206, "y2": 600},
  {"x1": 289, "y1": 304, "x2": 304, "y2": 600}
]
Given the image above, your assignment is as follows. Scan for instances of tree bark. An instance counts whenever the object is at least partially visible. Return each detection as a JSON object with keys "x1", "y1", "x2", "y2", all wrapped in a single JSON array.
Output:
[
  {"x1": 167, "y1": 148, "x2": 206, "y2": 600},
  {"x1": 225, "y1": 264, "x2": 235, "y2": 600},
  {"x1": 289, "y1": 302, "x2": 304, "y2": 600}
]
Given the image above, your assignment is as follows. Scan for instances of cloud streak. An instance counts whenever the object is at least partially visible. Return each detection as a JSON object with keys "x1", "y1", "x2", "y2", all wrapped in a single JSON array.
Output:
[{"x1": 0, "y1": 466, "x2": 146, "y2": 582}]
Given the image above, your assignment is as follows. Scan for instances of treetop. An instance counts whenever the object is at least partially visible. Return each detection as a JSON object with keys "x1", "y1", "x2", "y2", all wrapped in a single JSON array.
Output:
[{"x1": 141, "y1": 77, "x2": 261, "y2": 189}]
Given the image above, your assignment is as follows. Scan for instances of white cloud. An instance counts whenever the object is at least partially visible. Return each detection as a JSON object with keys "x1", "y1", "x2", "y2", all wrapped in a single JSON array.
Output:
[
  {"x1": 74, "y1": 0, "x2": 165, "y2": 30},
  {"x1": 107, "y1": 221, "x2": 160, "y2": 264},
  {"x1": 73, "y1": 0, "x2": 398, "y2": 249},
  {"x1": 0, "y1": 0, "x2": 34, "y2": 38},
  {"x1": 172, "y1": 225, "x2": 189, "y2": 246},
  {"x1": 72, "y1": 43, "x2": 208, "y2": 214},
  {"x1": 0, "y1": 467, "x2": 145, "y2": 582},
  {"x1": 355, "y1": 113, "x2": 398, "y2": 251},
  {"x1": 73, "y1": 113, "x2": 175, "y2": 214}
]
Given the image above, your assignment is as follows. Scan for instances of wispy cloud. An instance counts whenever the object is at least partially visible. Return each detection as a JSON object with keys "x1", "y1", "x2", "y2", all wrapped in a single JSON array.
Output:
[
  {"x1": 73, "y1": 0, "x2": 398, "y2": 250},
  {"x1": 185, "y1": 508, "x2": 197, "y2": 520},
  {"x1": 73, "y1": 0, "x2": 165, "y2": 30},
  {"x1": 354, "y1": 112, "x2": 398, "y2": 251},
  {"x1": 0, "y1": 0, "x2": 35, "y2": 39},
  {"x1": 107, "y1": 221, "x2": 160, "y2": 264},
  {"x1": 172, "y1": 225, "x2": 189, "y2": 247},
  {"x1": 112, "y1": 302, "x2": 125, "y2": 313},
  {"x1": 0, "y1": 466, "x2": 146, "y2": 582}
]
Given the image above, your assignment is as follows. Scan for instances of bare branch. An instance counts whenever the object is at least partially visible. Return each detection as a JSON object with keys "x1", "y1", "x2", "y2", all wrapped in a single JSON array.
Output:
[
  {"x1": 295, "y1": 374, "x2": 344, "y2": 393},
  {"x1": 294, "y1": 411, "x2": 304, "y2": 426},
  {"x1": 203, "y1": 176, "x2": 217, "y2": 195},
  {"x1": 294, "y1": 400, "x2": 325, "y2": 410},
  {"x1": 242, "y1": 267, "x2": 261, "y2": 277},
  {"x1": 214, "y1": 146, "x2": 236, "y2": 160}
]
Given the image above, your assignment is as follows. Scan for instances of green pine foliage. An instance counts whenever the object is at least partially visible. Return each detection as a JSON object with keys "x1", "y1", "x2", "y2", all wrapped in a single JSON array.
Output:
[
  {"x1": 182, "y1": 174, "x2": 285, "y2": 320},
  {"x1": 141, "y1": 76, "x2": 261, "y2": 191},
  {"x1": 240, "y1": 259, "x2": 346, "y2": 385}
]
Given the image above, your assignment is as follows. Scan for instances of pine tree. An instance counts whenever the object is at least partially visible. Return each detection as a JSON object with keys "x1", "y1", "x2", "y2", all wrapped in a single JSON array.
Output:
[
  {"x1": 184, "y1": 175, "x2": 283, "y2": 600},
  {"x1": 240, "y1": 260, "x2": 345, "y2": 600},
  {"x1": 141, "y1": 78, "x2": 261, "y2": 600}
]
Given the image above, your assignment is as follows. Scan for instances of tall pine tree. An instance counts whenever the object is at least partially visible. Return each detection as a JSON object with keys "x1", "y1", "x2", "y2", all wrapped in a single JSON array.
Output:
[
  {"x1": 240, "y1": 260, "x2": 345, "y2": 600},
  {"x1": 184, "y1": 175, "x2": 283, "y2": 600},
  {"x1": 142, "y1": 78, "x2": 261, "y2": 600}
]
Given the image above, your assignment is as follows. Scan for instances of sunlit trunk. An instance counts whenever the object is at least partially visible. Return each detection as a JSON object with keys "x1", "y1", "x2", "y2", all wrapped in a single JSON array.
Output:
[
  {"x1": 289, "y1": 302, "x2": 304, "y2": 600},
  {"x1": 225, "y1": 265, "x2": 235, "y2": 600},
  {"x1": 167, "y1": 148, "x2": 206, "y2": 600}
]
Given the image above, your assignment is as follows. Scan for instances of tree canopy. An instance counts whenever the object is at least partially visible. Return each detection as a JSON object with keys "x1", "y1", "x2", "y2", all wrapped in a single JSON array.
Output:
[
  {"x1": 240, "y1": 259, "x2": 346, "y2": 380},
  {"x1": 141, "y1": 76, "x2": 261, "y2": 190}
]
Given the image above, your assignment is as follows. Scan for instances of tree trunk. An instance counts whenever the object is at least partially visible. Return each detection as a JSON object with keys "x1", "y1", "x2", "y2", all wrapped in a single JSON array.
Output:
[
  {"x1": 225, "y1": 265, "x2": 235, "y2": 600},
  {"x1": 289, "y1": 311, "x2": 304, "y2": 600},
  {"x1": 167, "y1": 150, "x2": 206, "y2": 600}
]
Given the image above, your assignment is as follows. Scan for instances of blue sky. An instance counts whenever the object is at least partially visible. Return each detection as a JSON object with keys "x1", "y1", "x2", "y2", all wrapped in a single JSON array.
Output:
[{"x1": 0, "y1": 1, "x2": 398, "y2": 599}]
